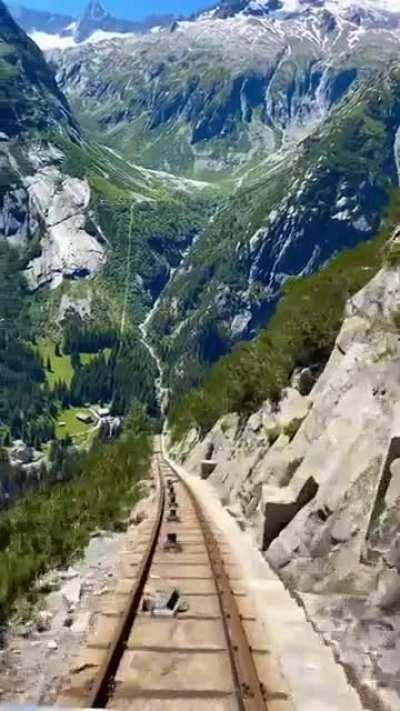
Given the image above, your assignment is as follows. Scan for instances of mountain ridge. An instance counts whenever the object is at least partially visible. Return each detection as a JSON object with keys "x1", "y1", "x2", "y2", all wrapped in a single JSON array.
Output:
[
  {"x1": 209, "y1": 0, "x2": 400, "y2": 20},
  {"x1": 52, "y1": 0, "x2": 400, "y2": 178},
  {"x1": 7, "y1": 0, "x2": 177, "y2": 48}
]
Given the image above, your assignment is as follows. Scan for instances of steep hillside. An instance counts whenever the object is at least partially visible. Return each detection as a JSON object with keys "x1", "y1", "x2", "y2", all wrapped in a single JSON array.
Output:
[
  {"x1": 148, "y1": 64, "x2": 400, "y2": 400},
  {"x1": 0, "y1": 0, "x2": 84, "y2": 452},
  {"x1": 169, "y1": 217, "x2": 400, "y2": 710},
  {"x1": 0, "y1": 0, "x2": 214, "y2": 456},
  {"x1": 52, "y1": 1, "x2": 400, "y2": 178},
  {"x1": 0, "y1": 1, "x2": 76, "y2": 137}
]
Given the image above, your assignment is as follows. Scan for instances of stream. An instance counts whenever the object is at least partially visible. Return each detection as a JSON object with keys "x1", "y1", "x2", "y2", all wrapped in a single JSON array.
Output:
[
  {"x1": 138, "y1": 288, "x2": 169, "y2": 417},
  {"x1": 138, "y1": 235, "x2": 201, "y2": 417}
]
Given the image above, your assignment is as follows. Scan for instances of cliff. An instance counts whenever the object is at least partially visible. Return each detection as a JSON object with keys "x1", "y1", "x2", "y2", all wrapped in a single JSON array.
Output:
[{"x1": 170, "y1": 227, "x2": 400, "y2": 709}]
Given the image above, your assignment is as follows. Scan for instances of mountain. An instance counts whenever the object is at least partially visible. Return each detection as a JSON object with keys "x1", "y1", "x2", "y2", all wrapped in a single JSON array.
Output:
[
  {"x1": 4, "y1": 1, "x2": 400, "y2": 703},
  {"x1": 73, "y1": 0, "x2": 174, "y2": 43},
  {"x1": 52, "y1": 0, "x2": 400, "y2": 178},
  {"x1": 147, "y1": 63, "x2": 400, "y2": 399},
  {"x1": 209, "y1": 0, "x2": 400, "y2": 21},
  {"x1": 0, "y1": 2, "x2": 76, "y2": 137},
  {"x1": 0, "y1": 0, "x2": 213, "y2": 455},
  {"x1": 5, "y1": 0, "x2": 400, "y2": 423},
  {"x1": 49, "y1": 0, "x2": 400, "y2": 397},
  {"x1": 0, "y1": 0, "x2": 80, "y2": 261},
  {"x1": 7, "y1": 1, "x2": 176, "y2": 49},
  {"x1": 7, "y1": 5, "x2": 73, "y2": 35}
]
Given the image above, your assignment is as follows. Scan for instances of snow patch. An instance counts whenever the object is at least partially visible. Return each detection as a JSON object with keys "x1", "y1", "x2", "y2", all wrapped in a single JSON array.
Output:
[
  {"x1": 29, "y1": 31, "x2": 76, "y2": 50},
  {"x1": 86, "y1": 30, "x2": 136, "y2": 44}
]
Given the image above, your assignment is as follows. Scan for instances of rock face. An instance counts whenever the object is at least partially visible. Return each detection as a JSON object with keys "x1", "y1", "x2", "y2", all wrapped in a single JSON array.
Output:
[
  {"x1": 0, "y1": 141, "x2": 106, "y2": 290},
  {"x1": 170, "y1": 241, "x2": 400, "y2": 707},
  {"x1": 23, "y1": 157, "x2": 106, "y2": 289}
]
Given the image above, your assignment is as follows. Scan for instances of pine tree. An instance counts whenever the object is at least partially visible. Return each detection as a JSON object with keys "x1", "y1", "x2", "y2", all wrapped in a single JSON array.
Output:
[{"x1": 71, "y1": 351, "x2": 81, "y2": 371}]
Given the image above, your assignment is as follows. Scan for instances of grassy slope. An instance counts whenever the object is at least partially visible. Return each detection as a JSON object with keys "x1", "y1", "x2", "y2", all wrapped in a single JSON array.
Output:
[
  {"x1": 55, "y1": 408, "x2": 93, "y2": 442},
  {"x1": 37, "y1": 339, "x2": 114, "y2": 443},
  {"x1": 37, "y1": 338, "x2": 111, "y2": 388},
  {"x1": 37, "y1": 339, "x2": 74, "y2": 388}
]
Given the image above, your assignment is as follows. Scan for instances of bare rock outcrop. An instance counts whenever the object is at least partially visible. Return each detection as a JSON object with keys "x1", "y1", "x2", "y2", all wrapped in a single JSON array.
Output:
[
  {"x1": 170, "y1": 248, "x2": 400, "y2": 708},
  {"x1": 0, "y1": 142, "x2": 106, "y2": 290},
  {"x1": 23, "y1": 150, "x2": 106, "y2": 289}
]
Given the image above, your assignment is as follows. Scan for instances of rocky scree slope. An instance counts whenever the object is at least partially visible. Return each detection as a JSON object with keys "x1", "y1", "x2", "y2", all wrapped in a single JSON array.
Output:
[
  {"x1": 148, "y1": 63, "x2": 400, "y2": 400},
  {"x1": 51, "y1": 0, "x2": 400, "y2": 178},
  {"x1": 170, "y1": 224, "x2": 400, "y2": 710}
]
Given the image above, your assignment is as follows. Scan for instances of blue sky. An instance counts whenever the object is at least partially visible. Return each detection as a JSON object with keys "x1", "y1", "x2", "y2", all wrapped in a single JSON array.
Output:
[{"x1": 15, "y1": 0, "x2": 210, "y2": 19}]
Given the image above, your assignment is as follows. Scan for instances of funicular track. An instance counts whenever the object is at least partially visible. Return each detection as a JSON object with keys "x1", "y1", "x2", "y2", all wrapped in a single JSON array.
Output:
[{"x1": 58, "y1": 439, "x2": 288, "y2": 711}]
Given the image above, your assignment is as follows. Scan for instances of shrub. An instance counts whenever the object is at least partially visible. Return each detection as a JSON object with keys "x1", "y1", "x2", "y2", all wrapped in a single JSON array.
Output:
[{"x1": 283, "y1": 417, "x2": 305, "y2": 442}]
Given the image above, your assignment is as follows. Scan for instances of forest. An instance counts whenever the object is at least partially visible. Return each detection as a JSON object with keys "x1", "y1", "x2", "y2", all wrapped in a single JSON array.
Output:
[{"x1": 0, "y1": 412, "x2": 152, "y2": 622}]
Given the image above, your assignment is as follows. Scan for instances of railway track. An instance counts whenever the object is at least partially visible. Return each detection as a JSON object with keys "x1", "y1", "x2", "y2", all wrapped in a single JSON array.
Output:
[{"x1": 58, "y1": 441, "x2": 290, "y2": 710}]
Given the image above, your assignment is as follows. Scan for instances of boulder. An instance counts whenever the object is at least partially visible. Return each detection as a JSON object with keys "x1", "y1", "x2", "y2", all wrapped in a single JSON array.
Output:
[
  {"x1": 60, "y1": 567, "x2": 79, "y2": 581},
  {"x1": 9, "y1": 441, "x2": 34, "y2": 464},
  {"x1": 130, "y1": 499, "x2": 150, "y2": 525},
  {"x1": 385, "y1": 535, "x2": 400, "y2": 571},
  {"x1": 71, "y1": 611, "x2": 91, "y2": 633},
  {"x1": 385, "y1": 458, "x2": 400, "y2": 507},
  {"x1": 226, "y1": 502, "x2": 242, "y2": 519},
  {"x1": 61, "y1": 577, "x2": 82, "y2": 606},
  {"x1": 259, "y1": 475, "x2": 318, "y2": 551},
  {"x1": 330, "y1": 513, "x2": 359, "y2": 544},
  {"x1": 36, "y1": 610, "x2": 52, "y2": 633},
  {"x1": 371, "y1": 570, "x2": 400, "y2": 610},
  {"x1": 277, "y1": 387, "x2": 309, "y2": 433}
]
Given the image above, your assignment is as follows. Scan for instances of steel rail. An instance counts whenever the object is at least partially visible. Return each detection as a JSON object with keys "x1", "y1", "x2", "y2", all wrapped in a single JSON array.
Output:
[
  {"x1": 85, "y1": 447, "x2": 267, "y2": 710},
  {"x1": 86, "y1": 459, "x2": 165, "y2": 708},
  {"x1": 165, "y1": 457, "x2": 267, "y2": 710}
]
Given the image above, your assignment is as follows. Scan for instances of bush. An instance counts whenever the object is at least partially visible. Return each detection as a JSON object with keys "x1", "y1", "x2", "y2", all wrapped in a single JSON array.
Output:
[{"x1": 283, "y1": 418, "x2": 305, "y2": 442}]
